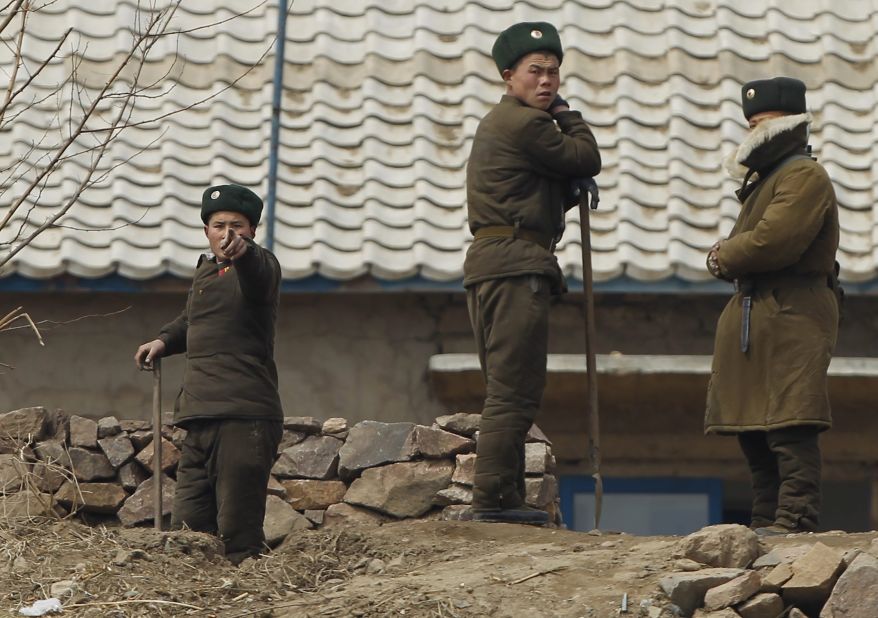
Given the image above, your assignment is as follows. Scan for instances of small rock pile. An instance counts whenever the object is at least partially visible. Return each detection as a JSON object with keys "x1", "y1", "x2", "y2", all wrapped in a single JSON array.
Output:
[
  {"x1": 657, "y1": 524, "x2": 878, "y2": 618},
  {"x1": 0, "y1": 407, "x2": 561, "y2": 544}
]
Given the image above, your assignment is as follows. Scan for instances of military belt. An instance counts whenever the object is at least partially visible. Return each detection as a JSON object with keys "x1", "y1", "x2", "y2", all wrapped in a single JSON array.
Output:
[
  {"x1": 734, "y1": 273, "x2": 832, "y2": 354},
  {"x1": 473, "y1": 226, "x2": 554, "y2": 251}
]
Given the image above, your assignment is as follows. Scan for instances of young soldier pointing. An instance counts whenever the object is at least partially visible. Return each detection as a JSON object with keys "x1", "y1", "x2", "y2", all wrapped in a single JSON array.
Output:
[
  {"x1": 465, "y1": 22, "x2": 601, "y2": 525},
  {"x1": 134, "y1": 184, "x2": 283, "y2": 563}
]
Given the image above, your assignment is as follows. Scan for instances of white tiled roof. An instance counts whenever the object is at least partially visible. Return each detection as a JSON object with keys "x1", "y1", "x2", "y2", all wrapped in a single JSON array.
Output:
[{"x1": 1, "y1": 1, "x2": 877, "y2": 284}]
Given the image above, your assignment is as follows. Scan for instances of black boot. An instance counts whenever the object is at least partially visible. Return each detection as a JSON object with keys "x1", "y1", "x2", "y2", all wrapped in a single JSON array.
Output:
[{"x1": 472, "y1": 505, "x2": 549, "y2": 526}]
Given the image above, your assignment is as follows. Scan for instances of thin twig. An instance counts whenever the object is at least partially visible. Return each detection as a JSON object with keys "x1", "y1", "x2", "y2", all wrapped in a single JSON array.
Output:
[
  {"x1": 66, "y1": 599, "x2": 204, "y2": 610},
  {"x1": 0, "y1": 0, "x2": 25, "y2": 38},
  {"x1": 508, "y1": 566, "x2": 567, "y2": 585},
  {"x1": 0, "y1": 307, "x2": 44, "y2": 345},
  {"x1": 3, "y1": 306, "x2": 132, "y2": 332},
  {"x1": 0, "y1": 6, "x2": 168, "y2": 233},
  {"x1": 1, "y1": 0, "x2": 27, "y2": 124}
]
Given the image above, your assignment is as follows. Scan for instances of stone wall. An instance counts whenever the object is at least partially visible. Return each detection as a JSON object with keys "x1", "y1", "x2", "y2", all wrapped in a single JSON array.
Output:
[{"x1": 0, "y1": 407, "x2": 562, "y2": 545}]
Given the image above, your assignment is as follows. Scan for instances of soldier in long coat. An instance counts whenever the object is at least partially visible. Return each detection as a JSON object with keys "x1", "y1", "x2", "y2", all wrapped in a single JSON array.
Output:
[
  {"x1": 134, "y1": 184, "x2": 283, "y2": 563},
  {"x1": 465, "y1": 22, "x2": 601, "y2": 524},
  {"x1": 705, "y1": 77, "x2": 840, "y2": 535}
]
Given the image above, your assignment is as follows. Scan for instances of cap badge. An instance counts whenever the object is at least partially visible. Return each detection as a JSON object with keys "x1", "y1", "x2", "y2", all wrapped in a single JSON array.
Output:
[
  {"x1": 530, "y1": 29, "x2": 543, "y2": 39},
  {"x1": 210, "y1": 190, "x2": 220, "y2": 199},
  {"x1": 746, "y1": 88, "x2": 756, "y2": 100}
]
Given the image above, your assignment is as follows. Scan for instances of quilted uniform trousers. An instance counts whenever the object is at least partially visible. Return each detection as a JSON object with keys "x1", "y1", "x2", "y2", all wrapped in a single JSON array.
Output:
[
  {"x1": 737, "y1": 426, "x2": 822, "y2": 531},
  {"x1": 172, "y1": 418, "x2": 282, "y2": 565},
  {"x1": 466, "y1": 275, "x2": 550, "y2": 510}
]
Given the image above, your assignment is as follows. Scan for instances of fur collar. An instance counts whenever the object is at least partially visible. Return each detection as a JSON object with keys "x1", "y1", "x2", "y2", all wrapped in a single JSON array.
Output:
[{"x1": 723, "y1": 113, "x2": 811, "y2": 179}]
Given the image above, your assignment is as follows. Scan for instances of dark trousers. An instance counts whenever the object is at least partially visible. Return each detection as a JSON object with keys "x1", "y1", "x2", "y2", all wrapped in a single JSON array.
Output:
[
  {"x1": 172, "y1": 418, "x2": 282, "y2": 565},
  {"x1": 466, "y1": 275, "x2": 550, "y2": 510},
  {"x1": 737, "y1": 426, "x2": 822, "y2": 531}
]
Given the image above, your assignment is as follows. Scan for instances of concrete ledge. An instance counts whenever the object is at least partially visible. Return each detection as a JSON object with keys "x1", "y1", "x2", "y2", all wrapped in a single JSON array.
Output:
[
  {"x1": 430, "y1": 353, "x2": 878, "y2": 377},
  {"x1": 429, "y1": 353, "x2": 878, "y2": 468}
]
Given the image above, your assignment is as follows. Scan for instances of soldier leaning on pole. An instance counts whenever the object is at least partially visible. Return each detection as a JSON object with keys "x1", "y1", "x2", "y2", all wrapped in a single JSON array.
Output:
[
  {"x1": 705, "y1": 77, "x2": 842, "y2": 536},
  {"x1": 134, "y1": 184, "x2": 283, "y2": 564},
  {"x1": 464, "y1": 22, "x2": 601, "y2": 525}
]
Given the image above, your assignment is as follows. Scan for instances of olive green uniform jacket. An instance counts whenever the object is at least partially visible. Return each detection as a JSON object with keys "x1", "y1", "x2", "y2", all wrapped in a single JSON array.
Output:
[
  {"x1": 464, "y1": 95, "x2": 601, "y2": 291},
  {"x1": 159, "y1": 238, "x2": 283, "y2": 425},
  {"x1": 705, "y1": 117, "x2": 839, "y2": 434}
]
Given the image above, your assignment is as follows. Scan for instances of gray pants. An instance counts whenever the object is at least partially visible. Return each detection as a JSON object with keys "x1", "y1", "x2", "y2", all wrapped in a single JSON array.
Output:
[
  {"x1": 737, "y1": 426, "x2": 822, "y2": 531},
  {"x1": 172, "y1": 418, "x2": 282, "y2": 564},
  {"x1": 466, "y1": 275, "x2": 550, "y2": 510}
]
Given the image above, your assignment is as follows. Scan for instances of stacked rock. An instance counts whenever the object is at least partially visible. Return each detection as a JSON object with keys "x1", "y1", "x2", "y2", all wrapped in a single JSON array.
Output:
[
  {"x1": 0, "y1": 407, "x2": 562, "y2": 545},
  {"x1": 657, "y1": 524, "x2": 878, "y2": 618}
]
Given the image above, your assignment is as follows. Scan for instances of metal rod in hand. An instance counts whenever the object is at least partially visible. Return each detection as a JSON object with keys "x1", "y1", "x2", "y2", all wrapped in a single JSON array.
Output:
[
  {"x1": 152, "y1": 357, "x2": 163, "y2": 531},
  {"x1": 577, "y1": 180, "x2": 603, "y2": 530}
]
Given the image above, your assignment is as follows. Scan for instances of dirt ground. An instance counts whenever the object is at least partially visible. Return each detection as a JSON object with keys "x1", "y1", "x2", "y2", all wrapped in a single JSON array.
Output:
[{"x1": 1, "y1": 518, "x2": 876, "y2": 617}]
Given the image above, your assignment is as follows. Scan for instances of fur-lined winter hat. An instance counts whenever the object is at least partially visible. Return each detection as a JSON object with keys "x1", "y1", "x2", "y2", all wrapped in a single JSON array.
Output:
[
  {"x1": 741, "y1": 77, "x2": 807, "y2": 119},
  {"x1": 491, "y1": 22, "x2": 563, "y2": 74},
  {"x1": 201, "y1": 184, "x2": 262, "y2": 225}
]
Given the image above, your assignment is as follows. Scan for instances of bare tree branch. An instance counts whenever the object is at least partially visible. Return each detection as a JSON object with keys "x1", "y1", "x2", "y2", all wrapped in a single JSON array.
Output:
[
  {"x1": 0, "y1": 0, "x2": 286, "y2": 274},
  {"x1": 0, "y1": 27, "x2": 73, "y2": 125},
  {"x1": 0, "y1": 0, "x2": 25, "y2": 38},
  {"x1": 0, "y1": 5, "x2": 169, "y2": 234},
  {"x1": 1, "y1": 305, "x2": 131, "y2": 333},
  {"x1": 1, "y1": 0, "x2": 28, "y2": 122},
  {"x1": 0, "y1": 306, "x2": 44, "y2": 346}
]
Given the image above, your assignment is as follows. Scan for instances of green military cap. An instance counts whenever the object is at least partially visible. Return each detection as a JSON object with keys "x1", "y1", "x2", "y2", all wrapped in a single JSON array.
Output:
[
  {"x1": 741, "y1": 77, "x2": 806, "y2": 119},
  {"x1": 492, "y1": 22, "x2": 563, "y2": 74},
  {"x1": 200, "y1": 184, "x2": 263, "y2": 225}
]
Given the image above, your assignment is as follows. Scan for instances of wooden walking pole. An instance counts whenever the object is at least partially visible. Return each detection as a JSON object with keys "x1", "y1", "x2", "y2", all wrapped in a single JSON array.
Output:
[
  {"x1": 152, "y1": 357, "x2": 163, "y2": 531},
  {"x1": 577, "y1": 178, "x2": 603, "y2": 530}
]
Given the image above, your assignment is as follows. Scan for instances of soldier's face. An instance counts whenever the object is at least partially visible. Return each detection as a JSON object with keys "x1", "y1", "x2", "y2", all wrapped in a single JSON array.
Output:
[
  {"x1": 503, "y1": 52, "x2": 561, "y2": 110},
  {"x1": 204, "y1": 211, "x2": 256, "y2": 259},
  {"x1": 748, "y1": 110, "x2": 788, "y2": 130}
]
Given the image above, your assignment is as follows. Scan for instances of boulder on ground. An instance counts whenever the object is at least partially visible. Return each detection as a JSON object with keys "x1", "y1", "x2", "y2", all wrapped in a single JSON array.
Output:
[
  {"x1": 752, "y1": 545, "x2": 812, "y2": 569},
  {"x1": 282, "y1": 417, "x2": 322, "y2": 434},
  {"x1": 117, "y1": 475, "x2": 175, "y2": 526},
  {"x1": 263, "y1": 495, "x2": 312, "y2": 546},
  {"x1": 762, "y1": 563, "x2": 793, "y2": 592},
  {"x1": 434, "y1": 483, "x2": 472, "y2": 506},
  {"x1": 451, "y1": 453, "x2": 476, "y2": 486},
  {"x1": 344, "y1": 460, "x2": 454, "y2": 518},
  {"x1": 98, "y1": 434, "x2": 135, "y2": 468},
  {"x1": 281, "y1": 479, "x2": 347, "y2": 510},
  {"x1": 434, "y1": 413, "x2": 480, "y2": 437},
  {"x1": 337, "y1": 421, "x2": 417, "y2": 480},
  {"x1": 272, "y1": 436, "x2": 342, "y2": 480},
  {"x1": 677, "y1": 524, "x2": 760, "y2": 569},
  {"x1": 118, "y1": 462, "x2": 149, "y2": 492},
  {"x1": 134, "y1": 437, "x2": 180, "y2": 474},
  {"x1": 96, "y1": 416, "x2": 122, "y2": 439},
  {"x1": 703, "y1": 570, "x2": 761, "y2": 611},
  {"x1": 55, "y1": 481, "x2": 126, "y2": 514},
  {"x1": 68, "y1": 447, "x2": 115, "y2": 481},
  {"x1": 525, "y1": 442, "x2": 554, "y2": 475},
  {"x1": 69, "y1": 415, "x2": 99, "y2": 448},
  {"x1": 659, "y1": 568, "x2": 745, "y2": 616},
  {"x1": 692, "y1": 609, "x2": 740, "y2": 618},
  {"x1": 322, "y1": 502, "x2": 389, "y2": 529},
  {"x1": 737, "y1": 592, "x2": 784, "y2": 618},
  {"x1": 525, "y1": 474, "x2": 558, "y2": 508},
  {"x1": 0, "y1": 488, "x2": 54, "y2": 519},
  {"x1": 0, "y1": 454, "x2": 28, "y2": 493},
  {"x1": 782, "y1": 542, "x2": 845, "y2": 609},
  {"x1": 820, "y1": 551, "x2": 878, "y2": 618},
  {"x1": 322, "y1": 418, "x2": 348, "y2": 437},
  {"x1": 0, "y1": 407, "x2": 49, "y2": 442},
  {"x1": 410, "y1": 426, "x2": 474, "y2": 459}
]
